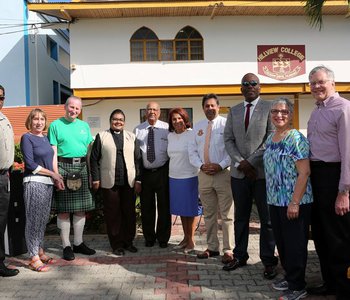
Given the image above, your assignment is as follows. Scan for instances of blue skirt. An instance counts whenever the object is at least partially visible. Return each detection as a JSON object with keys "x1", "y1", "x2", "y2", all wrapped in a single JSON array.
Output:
[{"x1": 169, "y1": 176, "x2": 201, "y2": 217}]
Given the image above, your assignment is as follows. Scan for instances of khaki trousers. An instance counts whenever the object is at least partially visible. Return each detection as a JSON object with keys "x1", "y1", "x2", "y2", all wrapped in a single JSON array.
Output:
[{"x1": 198, "y1": 169, "x2": 234, "y2": 252}]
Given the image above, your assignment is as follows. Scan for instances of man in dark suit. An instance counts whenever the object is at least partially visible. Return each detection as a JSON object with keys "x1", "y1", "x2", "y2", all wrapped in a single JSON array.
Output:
[{"x1": 223, "y1": 73, "x2": 278, "y2": 279}]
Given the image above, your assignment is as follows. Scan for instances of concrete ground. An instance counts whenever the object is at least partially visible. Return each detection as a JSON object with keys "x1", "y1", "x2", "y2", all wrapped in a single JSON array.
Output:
[{"x1": 2, "y1": 215, "x2": 335, "y2": 300}]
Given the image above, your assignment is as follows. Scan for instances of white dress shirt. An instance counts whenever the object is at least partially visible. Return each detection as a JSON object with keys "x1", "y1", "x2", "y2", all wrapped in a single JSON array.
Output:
[
  {"x1": 188, "y1": 115, "x2": 231, "y2": 170},
  {"x1": 244, "y1": 97, "x2": 260, "y2": 120},
  {"x1": 134, "y1": 119, "x2": 169, "y2": 169}
]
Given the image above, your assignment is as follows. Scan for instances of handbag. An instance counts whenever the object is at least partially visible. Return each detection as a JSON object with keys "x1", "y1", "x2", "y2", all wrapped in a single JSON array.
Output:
[{"x1": 66, "y1": 172, "x2": 82, "y2": 191}]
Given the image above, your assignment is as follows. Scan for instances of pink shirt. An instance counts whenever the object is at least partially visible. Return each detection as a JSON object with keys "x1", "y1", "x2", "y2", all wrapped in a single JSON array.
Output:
[{"x1": 307, "y1": 92, "x2": 350, "y2": 190}]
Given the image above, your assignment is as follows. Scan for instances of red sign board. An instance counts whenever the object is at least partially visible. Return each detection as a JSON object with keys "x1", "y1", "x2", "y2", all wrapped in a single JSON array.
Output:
[{"x1": 257, "y1": 45, "x2": 306, "y2": 81}]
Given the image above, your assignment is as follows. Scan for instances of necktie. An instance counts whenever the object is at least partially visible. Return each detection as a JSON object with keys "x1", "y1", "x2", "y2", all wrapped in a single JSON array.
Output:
[
  {"x1": 147, "y1": 127, "x2": 155, "y2": 163},
  {"x1": 204, "y1": 121, "x2": 212, "y2": 164},
  {"x1": 245, "y1": 103, "x2": 252, "y2": 131}
]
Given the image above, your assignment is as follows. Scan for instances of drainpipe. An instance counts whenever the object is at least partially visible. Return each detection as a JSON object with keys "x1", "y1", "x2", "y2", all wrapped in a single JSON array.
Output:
[{"x1": 210, "y1": 2, "x2": 224, "y2": 20}]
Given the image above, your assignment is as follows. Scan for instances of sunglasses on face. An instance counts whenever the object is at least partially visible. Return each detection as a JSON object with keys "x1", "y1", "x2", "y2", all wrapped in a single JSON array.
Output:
[
  {"x1": 270, "y1": 109, "x2": 289, "y2": 116},
  {"x1": 242, "y1": 80, "x2": 258, "y2": 87}
]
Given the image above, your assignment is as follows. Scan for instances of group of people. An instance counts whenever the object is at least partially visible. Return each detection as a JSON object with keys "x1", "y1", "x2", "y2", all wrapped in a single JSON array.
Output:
[{"x1": 0, "y1": 65, "x2": 349, "y2": 300}]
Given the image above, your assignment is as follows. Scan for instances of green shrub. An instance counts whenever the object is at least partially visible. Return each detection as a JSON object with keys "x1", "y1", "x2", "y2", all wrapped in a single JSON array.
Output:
[{"x1": 14, "y1": 144, "x2": 23, "y2": 163}]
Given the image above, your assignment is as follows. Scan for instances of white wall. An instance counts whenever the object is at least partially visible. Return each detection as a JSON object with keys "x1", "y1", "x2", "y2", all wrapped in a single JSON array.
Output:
[
  {"x1": 83, "y1": 96, "x2": 242, "y2": 136},
  {"x1": 70, "y1": 15, "x2": 350, "y2": 89}
]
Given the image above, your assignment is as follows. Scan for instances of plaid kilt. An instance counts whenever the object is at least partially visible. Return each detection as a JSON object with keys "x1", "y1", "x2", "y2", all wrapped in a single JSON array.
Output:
[{"x1": 52, "y1": 162, "x2": 94, "y2": 213}]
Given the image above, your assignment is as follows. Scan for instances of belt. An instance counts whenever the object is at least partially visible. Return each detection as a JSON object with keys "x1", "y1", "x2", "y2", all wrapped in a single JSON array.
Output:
[
  {"x1": 58, "y1": 157, "x2": 86, "y2": 164},
  {"x1": 0, "y1": 169, "x2": 8, "y2": 175},
  {"x1": 144, "y1": 166, "x2": 164, "y2": 172},
  {"x1": 310, "y1": 160, "x2": 340, "y2": 167}
]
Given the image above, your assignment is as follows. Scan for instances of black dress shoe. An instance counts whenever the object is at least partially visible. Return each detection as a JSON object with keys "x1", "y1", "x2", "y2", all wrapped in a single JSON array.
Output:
[
  {"x1": 145, "y1": 241, "x2": 155, "y2": 247},
  {"x1": 222, "y1": 257, "x2": 247, "y2": 271},
  {"x1": 159, "y1": 242, "x2": 168, "y2": 248},
  {"x1": 0, "y1": 267, "x2": 19, "y2": 277},
  {"x1": 63, "y1": 246, "x2": 75, "y2": 261},
  {"x1": 125, "y1": 245, "x2": 138, "y2": 253},
  {"x1": 73, "y1": 243, "x2": 96, "y2": 255},
  {"x1": 307, "y1": 283, "x2": 336, "y2": 295},
  {"x1": 263, "y1": 265, "x2": 277, "y2": 280},
  {"x1": 114, "y1": 248, "x2": 125, "y2": 256}
]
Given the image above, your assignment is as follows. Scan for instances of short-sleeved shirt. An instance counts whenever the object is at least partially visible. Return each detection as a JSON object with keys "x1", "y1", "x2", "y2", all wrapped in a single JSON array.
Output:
[
  {"x1": 263, "y1": 129, "x2": 313, "y2": 206},
  {"x1": 48, "y1": 117, "x2": 93, "y2": 157},
  {"x1": 0, "y1": 112, "x2": 14, "y2": 169}
]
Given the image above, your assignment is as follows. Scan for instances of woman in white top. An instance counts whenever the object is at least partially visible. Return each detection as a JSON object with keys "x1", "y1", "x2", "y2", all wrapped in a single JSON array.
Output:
[{"x1": 167, "y1": 108, "x2": 200, "y2": 253}]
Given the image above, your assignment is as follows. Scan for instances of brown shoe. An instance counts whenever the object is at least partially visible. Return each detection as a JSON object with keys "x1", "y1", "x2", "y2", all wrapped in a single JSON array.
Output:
[
  {"x1": 197, "y1": 249, "x2": 220, "y2": 259},
  {"x1": 221, "y1": 252, "x2": 234, "y2": 264}
]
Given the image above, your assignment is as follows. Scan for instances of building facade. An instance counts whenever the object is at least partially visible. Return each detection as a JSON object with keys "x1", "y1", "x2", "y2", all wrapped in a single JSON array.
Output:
[
  {"x1": 0, "y1": 0, "x2": 70, "y2": 106},
  {"x1": 28, "y1": 1, "x2": 350, "y2": 135}
]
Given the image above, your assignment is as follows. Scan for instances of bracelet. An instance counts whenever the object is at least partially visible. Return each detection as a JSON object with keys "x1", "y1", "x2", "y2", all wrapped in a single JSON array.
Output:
[{"x1": 291, "y1": 201, "x2": 299, "y2": 206}]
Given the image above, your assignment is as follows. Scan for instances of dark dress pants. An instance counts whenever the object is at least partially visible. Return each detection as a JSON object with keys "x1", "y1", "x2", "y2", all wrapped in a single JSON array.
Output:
[
  {"x1": 140, "y1": 165, "x2": 171, "y2": 244},
  {"x1": 269, "y1": 204, "x2": 311, "y2": 291},
  {"x1": 0, "y1": 173, "x2": 10, "y2": 265},
  {"x1": 102, "y1": 185, "x2": 136, "y2": 250},
  {"x1": 231, "y1": 177, "x2": 277, "y2": 266},
  {"x1": 310, "y1": 162, "x2": 350, "y2": 299}
]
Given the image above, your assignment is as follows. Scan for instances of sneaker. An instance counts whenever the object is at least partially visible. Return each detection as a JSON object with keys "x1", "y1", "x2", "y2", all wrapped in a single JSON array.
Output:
[
  {"x1": 63, "y1": 246, "x2": 75, "y2": 261},
  {"x1": 272, "y1": 278, "x2": 289, "y2": 291},
  {"x1": 73, "y1": 243, "x2": 96, "y2": 255},
  {"x1": 279, "y1": 289, "x2": 307, "y2": 300}
]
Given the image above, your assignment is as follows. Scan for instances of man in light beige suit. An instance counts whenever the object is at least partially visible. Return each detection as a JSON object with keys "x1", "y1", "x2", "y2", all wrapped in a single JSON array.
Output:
[
  {"x1": 90, "y1": 109, "x2": 141, "y2": 256},
  {"x1": 189, "y1": 93, "x2": 234, "y2": 264}
]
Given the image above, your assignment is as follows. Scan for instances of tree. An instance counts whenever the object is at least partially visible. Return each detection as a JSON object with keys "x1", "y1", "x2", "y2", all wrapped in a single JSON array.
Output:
[{"x1": 305, "y1": 0, "x2": 350, "y2": 29}]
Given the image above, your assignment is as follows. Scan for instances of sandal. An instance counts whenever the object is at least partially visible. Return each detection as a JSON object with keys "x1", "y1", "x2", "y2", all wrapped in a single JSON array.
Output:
[
  {"x1": 29, "y1": 258, "x2": 50, "y2": 272},
  {"x1": 39, "y1": 254, "x2": 54, "y2": 264}
]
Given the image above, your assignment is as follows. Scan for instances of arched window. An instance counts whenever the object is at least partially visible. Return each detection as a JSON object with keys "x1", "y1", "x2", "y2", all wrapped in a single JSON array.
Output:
[
  {"x1": 130, "y1": 26, "x2": 204, "y2": 61},
  {"x1": 175, "y1": 26, "x2": 203, "y2": 61},
  {"x1": 130, "y1": 27, "x2": 159, "y2": 61}
]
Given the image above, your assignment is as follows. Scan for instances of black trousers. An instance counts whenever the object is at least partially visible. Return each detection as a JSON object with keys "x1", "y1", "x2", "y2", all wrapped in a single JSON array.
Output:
[
  {"x1": 140, "y1": 165, "x2": 171, "y2": 244},
  {"x1": 231, "y1": 177, "x2": 277, "y2": 266},
  {"x1": 270, "y1": 204, "x2": 311, "y2": 291},
  {"x1": 102, "y1": 185, "x2": 136, "y2": 250},
  {"x1": 310, "y1": 161, "x2": 350, "y2": 298},
  {"x1": 0, "y1": 173, "x2": 10, "y2": 265}
]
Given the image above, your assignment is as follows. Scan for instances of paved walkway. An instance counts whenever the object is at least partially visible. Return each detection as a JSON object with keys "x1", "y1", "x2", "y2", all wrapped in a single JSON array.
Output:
[{"x1": 2, "y1": 216, "x2": 335, "y2": 300}]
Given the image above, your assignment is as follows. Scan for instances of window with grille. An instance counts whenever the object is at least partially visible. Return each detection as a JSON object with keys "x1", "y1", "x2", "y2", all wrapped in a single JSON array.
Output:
[{"x1": 130, "y1": 26, "x2": 203, "y2": 62}]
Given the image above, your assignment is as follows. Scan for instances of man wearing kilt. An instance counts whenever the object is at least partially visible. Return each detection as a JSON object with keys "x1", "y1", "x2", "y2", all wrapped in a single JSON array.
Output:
[{"x1": 48, "y1": 96, "x2": 95, "y2": 261}]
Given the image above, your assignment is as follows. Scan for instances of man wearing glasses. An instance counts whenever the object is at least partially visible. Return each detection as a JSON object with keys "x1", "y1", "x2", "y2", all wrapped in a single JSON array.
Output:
[
  {"x1": 134, "y1": 102, "x2": 171, "y2": 248},
  {"x1": 223, "y1": 73, "x2": 278, "y2": 279},
  {"x1": 0, "y1": 85, "x2": 19, "y2": 277},
  {"x1": 307, "y1": 66, "x2": 350, "y2": 299}
]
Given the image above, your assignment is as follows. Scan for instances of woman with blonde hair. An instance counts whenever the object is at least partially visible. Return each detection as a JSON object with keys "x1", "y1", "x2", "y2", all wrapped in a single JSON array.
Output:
[{"x1": 20, "y1": 108, "x2": 64, "y2": 272}]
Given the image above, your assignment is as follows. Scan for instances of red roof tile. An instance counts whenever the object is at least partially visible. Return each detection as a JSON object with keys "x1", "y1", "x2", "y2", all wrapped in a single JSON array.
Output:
[{"x1": 2, "y1": 105, "x2": 65, "y2": 143}]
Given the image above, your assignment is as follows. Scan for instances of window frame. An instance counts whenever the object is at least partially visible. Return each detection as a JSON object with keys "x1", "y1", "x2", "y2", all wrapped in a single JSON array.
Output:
[{"x1": 130, "y1": 26, "x2": 203, "y2": 62}]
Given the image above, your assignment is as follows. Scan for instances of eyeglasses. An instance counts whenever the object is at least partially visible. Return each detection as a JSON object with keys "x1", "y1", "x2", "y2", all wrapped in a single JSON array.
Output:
[
  {"x1": 112, "y1": 118, "x2": 125, "y2": 122},
  {"x1": 270, "y1": 109, "x2": 289, "y2": 116},
  {"x1": 0, "y1": 96, "x2": 4, "y2": 101},
  {"x1": 242, "y1": 80, "x2": 259, "y2": 87},
  {"x1": 309, "y1": 80, "x2": 330, "y2": 87}
]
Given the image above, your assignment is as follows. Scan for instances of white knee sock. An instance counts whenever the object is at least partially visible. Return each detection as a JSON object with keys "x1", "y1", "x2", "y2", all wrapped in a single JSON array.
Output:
[
  {"x1": 57, "y1": 217, "x2": 71, "y2": 248},
  {"x1": 73, "y1": 214, "x2": 85, "y2": 246}
]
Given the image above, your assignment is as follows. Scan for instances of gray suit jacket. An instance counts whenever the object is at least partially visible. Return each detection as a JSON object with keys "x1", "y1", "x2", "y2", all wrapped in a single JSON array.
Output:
[{"x1": 224, "y1": 99, "x2": 273, "y2": 179}]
